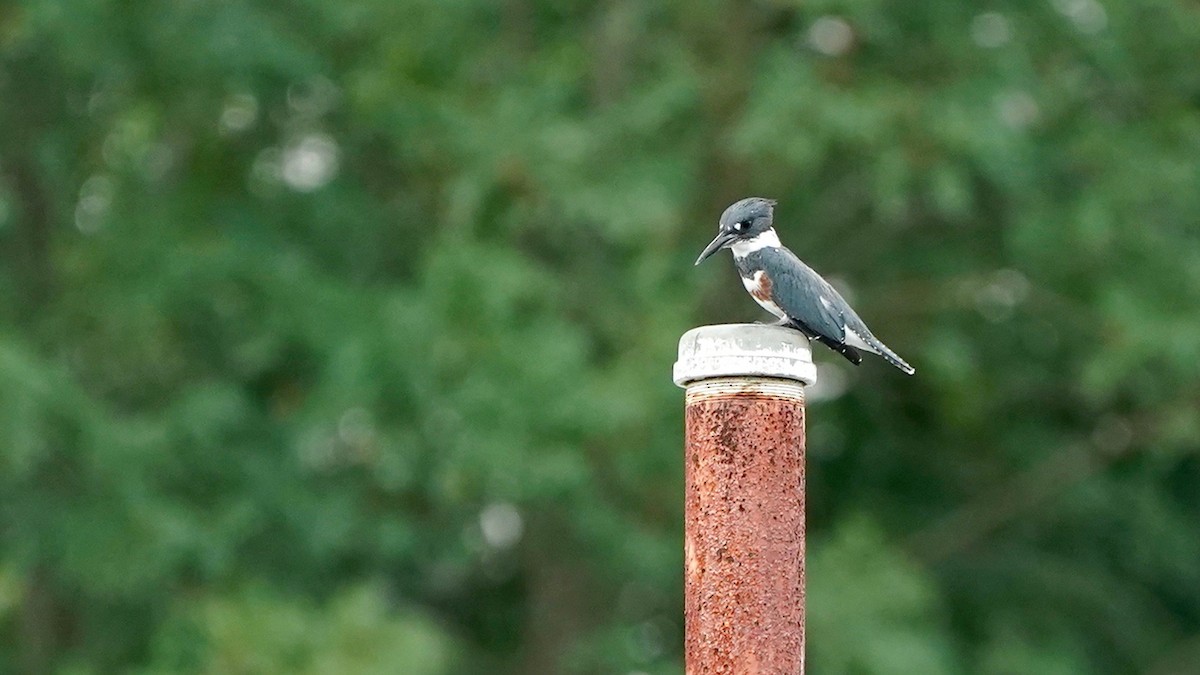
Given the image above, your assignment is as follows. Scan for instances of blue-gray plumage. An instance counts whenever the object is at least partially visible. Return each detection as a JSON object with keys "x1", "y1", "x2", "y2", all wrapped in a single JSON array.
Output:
[{"x1": 695, "y1": 197, "x2": 915, "y2": 375}]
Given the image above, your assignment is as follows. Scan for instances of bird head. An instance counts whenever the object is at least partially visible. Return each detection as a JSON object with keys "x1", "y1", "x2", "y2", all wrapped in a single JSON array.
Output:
[{"x1": 694, "y1": 197, "x2": 777, "y2": 265}]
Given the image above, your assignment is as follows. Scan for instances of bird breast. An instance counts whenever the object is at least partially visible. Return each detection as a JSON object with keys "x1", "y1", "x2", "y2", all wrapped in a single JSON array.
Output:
[{"x1": 741, "y1": 271, "x2": 788, "y2": 319}]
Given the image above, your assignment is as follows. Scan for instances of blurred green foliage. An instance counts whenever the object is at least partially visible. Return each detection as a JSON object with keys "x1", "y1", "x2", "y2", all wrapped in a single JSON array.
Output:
[{"x1": 2, "y1": 0, "x2": 1199, "y2": 672}]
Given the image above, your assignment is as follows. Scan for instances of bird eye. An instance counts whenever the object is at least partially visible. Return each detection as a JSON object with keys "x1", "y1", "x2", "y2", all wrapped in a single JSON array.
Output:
[{"x1": 733, "y1": 220, "x2": 750, "y2": 232}]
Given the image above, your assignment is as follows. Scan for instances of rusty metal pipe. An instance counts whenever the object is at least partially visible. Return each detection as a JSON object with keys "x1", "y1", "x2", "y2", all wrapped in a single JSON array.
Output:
[{"x1": 673, "y1": 324, "x2": 815, "y2": 675}]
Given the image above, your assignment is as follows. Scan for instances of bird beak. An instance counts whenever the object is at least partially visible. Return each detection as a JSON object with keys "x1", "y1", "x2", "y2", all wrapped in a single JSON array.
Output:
[{"x1": 694, "y1": 231, "x2": 736, "y2": 265}]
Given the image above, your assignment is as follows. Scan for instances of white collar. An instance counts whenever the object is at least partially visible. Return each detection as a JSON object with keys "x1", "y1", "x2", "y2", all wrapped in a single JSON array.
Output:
[{"x1": 730, "y1": 228, "x2": 782, "y2": 257}]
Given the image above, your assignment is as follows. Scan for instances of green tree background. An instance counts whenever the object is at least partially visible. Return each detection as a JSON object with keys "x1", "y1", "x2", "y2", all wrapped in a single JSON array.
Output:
[{"x1": 2, "y1": 0, "x2": 1198, "y2": 673}]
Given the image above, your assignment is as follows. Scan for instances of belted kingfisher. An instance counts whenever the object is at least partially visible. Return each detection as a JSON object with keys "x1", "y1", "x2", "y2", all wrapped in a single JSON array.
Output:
[{"x1": 695, "y1": 197, "x2": 915, "y2": 375}]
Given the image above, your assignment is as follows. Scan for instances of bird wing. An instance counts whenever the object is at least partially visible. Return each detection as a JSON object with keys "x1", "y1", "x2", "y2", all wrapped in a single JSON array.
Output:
[
  {"x1": 760, "y1": 247, "x2": 850, "y2": 344},
  {"x1": 769, "y1": 248, "x2": 916, "y2": 374},
  {"x1": 750, "y1": 247, "x2": 916, "y2": 374}
]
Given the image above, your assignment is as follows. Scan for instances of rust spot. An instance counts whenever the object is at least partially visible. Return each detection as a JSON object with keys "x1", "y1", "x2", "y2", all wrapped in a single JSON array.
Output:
[{"x1": 684, "y1": 382, "x2": 806, "y2": 674}]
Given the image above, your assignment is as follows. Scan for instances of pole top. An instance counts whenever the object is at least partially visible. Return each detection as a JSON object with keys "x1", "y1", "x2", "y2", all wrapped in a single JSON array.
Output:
[{"x1": 673, "y1": 324, "x2": 817, "y2": 388}]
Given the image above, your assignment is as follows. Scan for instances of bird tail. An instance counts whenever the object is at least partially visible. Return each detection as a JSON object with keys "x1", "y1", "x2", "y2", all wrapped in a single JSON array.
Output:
[{"x1": 871, "y1": 338, "x2": 915, "y2": 375}]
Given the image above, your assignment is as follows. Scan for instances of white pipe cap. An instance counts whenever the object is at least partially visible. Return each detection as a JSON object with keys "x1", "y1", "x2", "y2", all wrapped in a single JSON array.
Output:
[{"x1": 673, "y1": 324, "x2": 817, "y2": 388}]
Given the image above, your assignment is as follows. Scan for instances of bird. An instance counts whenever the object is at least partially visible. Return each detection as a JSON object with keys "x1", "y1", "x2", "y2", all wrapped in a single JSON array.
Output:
[{"x1": 694, "y1": 197, "x2": 915, "y2": 375}]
